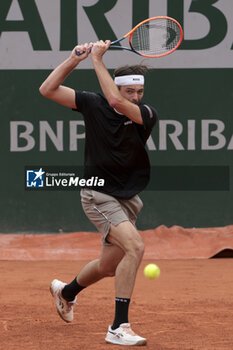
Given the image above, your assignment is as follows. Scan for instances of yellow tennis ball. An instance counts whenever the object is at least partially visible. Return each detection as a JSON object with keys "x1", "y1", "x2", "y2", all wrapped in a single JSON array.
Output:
[{"x1": 144, "y1": 263, "x2": 160, "y2": 280}]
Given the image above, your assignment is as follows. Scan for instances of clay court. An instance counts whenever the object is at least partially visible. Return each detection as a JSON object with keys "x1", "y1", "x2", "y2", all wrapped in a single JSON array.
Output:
[{"x1": 1, "y1": 226, "x2": 233, "y2": 350}]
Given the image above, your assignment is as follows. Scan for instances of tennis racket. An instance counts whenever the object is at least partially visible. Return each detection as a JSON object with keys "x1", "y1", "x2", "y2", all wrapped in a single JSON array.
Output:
[{"x1": 76, "y1": 16, "x2": 183, "y2": 58}]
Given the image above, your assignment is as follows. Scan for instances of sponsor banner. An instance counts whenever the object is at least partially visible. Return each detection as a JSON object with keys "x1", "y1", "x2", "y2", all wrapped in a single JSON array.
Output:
[
  {"x1": 0, "y1": 0, "x2": 233, "y2": 69},
  {"x1": 11, "y1": 119, "x2": 233, "y2": 152}
]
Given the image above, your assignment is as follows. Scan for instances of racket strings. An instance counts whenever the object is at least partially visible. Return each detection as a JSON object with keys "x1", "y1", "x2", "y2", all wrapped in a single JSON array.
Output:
[{"x1": 130, "y1": 18, "x2": 181, "y2": 56}]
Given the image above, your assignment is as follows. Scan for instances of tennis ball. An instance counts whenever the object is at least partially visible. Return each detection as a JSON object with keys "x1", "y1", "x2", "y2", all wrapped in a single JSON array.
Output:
[{"x1": 144, "y1": 263, "x2": 160, "y2": 280}]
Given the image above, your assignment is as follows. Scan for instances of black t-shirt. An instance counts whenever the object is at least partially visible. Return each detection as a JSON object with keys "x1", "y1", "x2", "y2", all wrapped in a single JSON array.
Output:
[{"x1": 73, "y1": 91, "x2": 157, "y2": 199}]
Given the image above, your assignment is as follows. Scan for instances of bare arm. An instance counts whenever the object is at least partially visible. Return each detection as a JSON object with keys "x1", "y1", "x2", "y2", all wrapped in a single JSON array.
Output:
[
  {"x1": 39, "y1": 43, "x2": 92, "y2": 109},
  {"x1": 91, "y1": 41, "x2": 143, "y2": 125}
]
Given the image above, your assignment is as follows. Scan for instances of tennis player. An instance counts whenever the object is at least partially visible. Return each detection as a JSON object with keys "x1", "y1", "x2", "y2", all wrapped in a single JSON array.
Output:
[{"x1": 39, "y1": 40, "x2": 157, "y2": 346}]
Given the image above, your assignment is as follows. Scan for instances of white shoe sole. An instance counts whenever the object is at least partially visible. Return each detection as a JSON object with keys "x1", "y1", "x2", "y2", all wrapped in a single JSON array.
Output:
[{"x1": 105, "y1": 336, "x2": 147, "y2": 346}]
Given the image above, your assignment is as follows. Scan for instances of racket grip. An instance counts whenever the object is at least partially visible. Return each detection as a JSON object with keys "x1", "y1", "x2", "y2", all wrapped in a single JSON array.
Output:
[{"x1": 75, "y1": 47, "x2": 92, "y2": 56}]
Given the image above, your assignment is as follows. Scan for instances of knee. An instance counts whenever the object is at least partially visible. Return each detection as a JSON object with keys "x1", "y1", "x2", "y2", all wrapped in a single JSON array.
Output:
[
  {"x1": 128, "y1": 240, "x2": 145, "y2": 262},
  {"x1": 136, "y1": 241, "x2": 145, "y2": 260}
]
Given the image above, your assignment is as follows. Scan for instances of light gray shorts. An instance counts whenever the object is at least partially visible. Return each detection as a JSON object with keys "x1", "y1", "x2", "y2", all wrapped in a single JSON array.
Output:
[{"x1": 80, "y1": 188, "x2": 143, "y2": 245}]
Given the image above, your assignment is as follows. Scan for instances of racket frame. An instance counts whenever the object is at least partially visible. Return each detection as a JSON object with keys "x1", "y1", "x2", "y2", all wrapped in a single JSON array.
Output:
[{"x1": 110, "y1": 16, "x2": 183, "y2": 58}]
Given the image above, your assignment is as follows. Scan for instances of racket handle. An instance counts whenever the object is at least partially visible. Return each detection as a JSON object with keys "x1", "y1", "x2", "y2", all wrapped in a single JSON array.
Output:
[{"x1": 75, "y1": 47, "x2": 92, "y2": 56}]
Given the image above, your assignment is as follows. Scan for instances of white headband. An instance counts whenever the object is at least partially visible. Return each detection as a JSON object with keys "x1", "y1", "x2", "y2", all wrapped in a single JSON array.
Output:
[{"x1": 114, "y1": 75, "x2": 144, "y2": 86}]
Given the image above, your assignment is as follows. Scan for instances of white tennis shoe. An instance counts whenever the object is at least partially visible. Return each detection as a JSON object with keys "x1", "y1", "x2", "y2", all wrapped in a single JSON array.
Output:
[
  {"x1": 50, "y1": 279, "x2": 77, "y2": 323},
  {"x1": 105, "y1": 323, "x2": 147, "y2": 346}
]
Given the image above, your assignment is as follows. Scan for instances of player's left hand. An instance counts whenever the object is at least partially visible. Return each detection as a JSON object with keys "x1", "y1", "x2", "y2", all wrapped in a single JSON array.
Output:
[{"x1": 91, "y1": 40, "x2": 111, "y2": 60}]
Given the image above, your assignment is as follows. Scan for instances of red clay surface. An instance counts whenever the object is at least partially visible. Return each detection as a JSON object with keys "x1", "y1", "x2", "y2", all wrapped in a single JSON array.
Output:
[
  {"x1": 1, "y1": 259, "x2": 233, "y2": 350},
  {"x1": 0, "y1": 225, "x2": 233, "y2": 260},
  {"x1": 1, "y1": 226, "x2": 233, "y2": 349}
]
